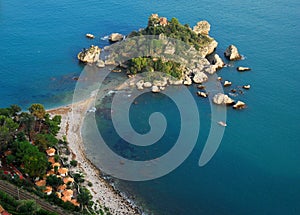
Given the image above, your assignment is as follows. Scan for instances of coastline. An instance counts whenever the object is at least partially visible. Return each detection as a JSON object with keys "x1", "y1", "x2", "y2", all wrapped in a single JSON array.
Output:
[{"x1": 47, "y1": 92, "x2": 141, "y2": 215}]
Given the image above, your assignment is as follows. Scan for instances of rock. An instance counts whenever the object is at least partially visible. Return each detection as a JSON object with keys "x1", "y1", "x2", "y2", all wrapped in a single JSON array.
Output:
[
  {"x1": 193, "y1": 21, "x2": 211, "y2": 35},
  {"x1": 213, "y1": 93, "x2": 234, "y2": 105},
  {"x1": 96, "y1": 60, "x2": 105, "y2": 68},
  {"x1": 104, "y1": 59, "x2": 116, "y2": 65},
  {"x1": 86, "y1": 33, "x2": 95, "y2": 39},
  {"x1": 77, "y1": 45, "x2": 101, "y2": 63},
  {"x1": 192, "y1": 70, "x2": 208, "y2": 84},
  {"x1": 237, "y1": 66, "x2": 251, "y2": 72},
  {"x1": 109, "y1": 33, "x2": 124, "y2": 42},
  {"x1": 164, "y1": 42, "x2": 175, "y2": 55},
  {"x1": 153, "y1": 78, "x2": 168, "y2": 87},
  {"x1": 217, "y1": 76, "x2": 222, "y2": 81},
  {"x1": 169, "y1": 79, "x2": 183, "y2": 85},
  {"x1": 224, "y1": 45, "x2": 242, "y2": 60},
  {"x1": 197, "y1": 91, "x2": 208, "y2": 98},
  {"x1": 198, "y1": 39, "x2": 218, "y2": 57},
  {"x1": 160, "y1": 86, "x2": 165, "y2": 91},
  {"x1": 207, "y1": 54, "x2": 225, "y2": 72},
  {"x1": 143, "y1": 82, "x2": 152, "y2": 88},
  {"x1": 151, "y1": 85, "x2": 160, "y2": 93},
  {"x1": 136, "y1": 80, "x2": 144, "y2": 90},
  {"x1": 233, "y1": 101, "x2": 246, "y2": 109},
  {"x1": 224, "y1": 81, "x2": 232, "y2": 87},
  {"x1": 231, "y1": 89, "x2": 237, "y2": 93},
  {"x1": 183, "y1": 76, "x2": 192, "y2": 85},
  {"x1": 243, "y1": 85, "x2": 251, "y2": 89}
]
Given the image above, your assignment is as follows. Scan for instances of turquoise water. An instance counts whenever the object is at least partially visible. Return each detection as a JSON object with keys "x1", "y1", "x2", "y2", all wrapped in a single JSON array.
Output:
[{"x1": 1, "y1": 0, "x2": 300, "y2": 214}]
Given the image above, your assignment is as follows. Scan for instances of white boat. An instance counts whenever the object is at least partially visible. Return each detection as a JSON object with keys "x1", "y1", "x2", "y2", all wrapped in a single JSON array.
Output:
[
  {"x1": 218, "y1": 121, "x2": 227, "y2": 127},
  {"x1": 87, "y1": 107, "x2": 96, "y2": 113}
]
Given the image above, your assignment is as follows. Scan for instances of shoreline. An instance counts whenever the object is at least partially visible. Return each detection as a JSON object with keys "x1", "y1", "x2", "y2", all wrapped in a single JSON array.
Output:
[{"x1": 47, "y1": 92, "x2": 141, "y2": 215}]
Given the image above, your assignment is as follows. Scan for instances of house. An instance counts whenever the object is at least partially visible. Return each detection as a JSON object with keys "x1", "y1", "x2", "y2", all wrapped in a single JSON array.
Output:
[
  {"x1": 70, "y1": 199, "x2": 80, "y2": 207},
  {"x1": 58, "y1": 168, "x2": 68, "y2": 177},
  {"x1": 56, "y1": 192, "x2": 62, "y2": 198},
  {"x1": 159, "y1": 17, "x2": 168, "y2": 26},
  {"x1": 0, "y1": 204, "x2": 12, "y2": 215},
  {"x1": 51, "y1": 162, "x2": 60, "y2": 169},
  {"x1": 35, "y1": 179, "x2": 46, "y2": 187},
  {"x1": 48, "y1": 157, "x2": 55, "y2": 164},
  {"x1": 46, "y1": 148, "x2": 56, "y2": 156},
  {"x1": 57, "y1": 184, "x2": 67, "y2": 192},
  {"x1": 46, "y1": 169, "x2": 55, "y2": 176},
  {"x1": 63, "y1": 177, "x2": 74, "y2": 184},
  {"x1": 61, "y1": 189, "x2": 73, "y2": 202},
  {"x1": 44, "y1": 186, "x2": 53, "y2": 195}
]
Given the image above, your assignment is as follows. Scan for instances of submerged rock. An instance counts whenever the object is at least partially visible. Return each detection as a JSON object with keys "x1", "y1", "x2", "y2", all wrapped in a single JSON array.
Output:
[
  {"x1": 96, "y1": 60, "x2": 105, "y2": 68},
  {"x1": 77, "y1": 45, "x2": 101, "y2": 63},
  {"x1": 224, "y1": 45, "x2": 242, "y2": 60},
  {"x1": 213, "y1": 93, "x2": 234, "y2": 105}
]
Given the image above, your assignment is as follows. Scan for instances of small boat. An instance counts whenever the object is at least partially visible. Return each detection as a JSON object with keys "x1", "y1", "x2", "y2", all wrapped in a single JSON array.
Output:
[
  {"x1": 87, "y1": 107, "x2": 96, "y2": 113},
  {"x1": 218, "y1": 121, "x2": 227, "y2": 127}
]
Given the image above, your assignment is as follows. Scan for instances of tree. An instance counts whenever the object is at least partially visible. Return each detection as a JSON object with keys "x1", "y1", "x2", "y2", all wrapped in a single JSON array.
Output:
[
  {"x1": 46, "y1": 175, "x2": 63, "y2": 188},
  {"x1": 15, "y1": 141, "x2": 48, "y2": 178},
  {"x1": 34, "y1": 133, "x2": 58, "y2": 151},
  {"x1": 19, "y1": 112, "x2": 34, "y2": 140},
  {"x1": 28, "y1": 104, "x2": 46, "y2": 120},
  {"x1": 0, "y1": 115, "x2": 18, "y2": 148},
  {"x1": 77, "y1": 187, "x2": 92, "y2": 207},
  {"x1": 16, "y1": 200, "x2": 40, "y2": 215}
]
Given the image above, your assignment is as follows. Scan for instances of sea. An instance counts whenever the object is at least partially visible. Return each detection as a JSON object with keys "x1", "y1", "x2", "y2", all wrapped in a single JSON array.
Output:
[{"x1": 1, "y1": 0, "x2": 300, "y2": 215}]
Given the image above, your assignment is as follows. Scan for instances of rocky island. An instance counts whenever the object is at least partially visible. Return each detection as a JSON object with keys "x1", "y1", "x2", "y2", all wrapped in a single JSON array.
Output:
[{"x1": 77, "y1": 14, "x2": 251, "y2": 109}]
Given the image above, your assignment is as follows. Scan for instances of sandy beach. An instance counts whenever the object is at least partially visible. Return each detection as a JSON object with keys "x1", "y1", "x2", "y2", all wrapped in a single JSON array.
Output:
[{"x1": 47, "y1": 91, "x2": 140, "y2": 215}]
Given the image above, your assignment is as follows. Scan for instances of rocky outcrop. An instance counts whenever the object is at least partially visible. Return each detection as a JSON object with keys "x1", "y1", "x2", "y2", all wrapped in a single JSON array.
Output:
[
  {"x1": 96, "y1": 60, "x2": 105, "y2": 68},
  {"x1": 199, "y1": 39, "x2": 218, "y2": 57},
  {"x1": 224, "y1": 45, "x2": 242, "y2": 60},
  {"x1": 213, "y1": 93, "x2": 234, "y2": 105},
  {"x1": 193, "y1": 21, "x2": 210, "y2": 35},
  {"x1": 77, "y1": 45, "x2": 101, "y2": 63},
  {"x1": 237, "y1": 66, "x2": 251, "y2": 71},
  {"x1": 153, "y1": 78, "x2": 168, "y2": 87},
  {"x1": 109, "y1": 33, "x2": 124, "y2": 42},
  {"x1": 169, "y1": 79, "x2": 183, "y2": 85},
  {"x1": 183, "y1": 76, "x2": 192, "y2": 85},
  {"x1": 207, "y1": 53, "x2": 225, "y2": 72},
  {"x1": 223, "y1": 81, "x2": 232, "y2": 87},
  {"x1": 192, "y1": 68, "x2": 208, "y2": 84},
  {"x1": 233, "y1": 101, "x2": 246, "y2": 109}
]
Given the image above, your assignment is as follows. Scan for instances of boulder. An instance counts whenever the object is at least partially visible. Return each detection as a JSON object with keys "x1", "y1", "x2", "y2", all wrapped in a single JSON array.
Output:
[
  {"x1": 213, "y1": 93, "x2": 234, "y2": 105},
  {"x1": 197, "y1": 84, "x2": 206, "y2": 89},
  {"x1": 193, "y1": 71, "x2": 208, "y2": 84},
  {"x1": 233, "y1": 101, "x2": 246, "y2": 109},
  {"x1": 243, "y1": 85, "x2": 251, "y2": 89},
  {"x1": 224, "y1": 45, "x2": 242, "y2": 60},
  {"x1": 96, "y1": 60, "x2": 105, "y2": 68},
  {"x1": 183, "y1": 76, "x2": 192, "y2": 86},
  {"x1": 164, "y1": 42, "x2": 176, "y2": 55},
  {"x1": 237, "y1": 66, "x2": 251, "y2": 72},
  {"x1": 77, "y1": 45, "x2": 101, "y2": 63},
  {"x1": 136, "y1": 80, "x2": 144, "y2": 90},
  {"x1": 104, "y1": 59, "x2": 116, "y2": 66},
  {"x1": 193, "y1": 21, "x2": 211, "y2": 35},
  {"x1": 224, "y1": 81, "x2": 232, "y2": 87},
  {"x1": 109, "y1": 33, "x2": 124, "y2": 42},
  {"x1": 143, "y1": 82, "x2": 152, "y2": 88},
  {"x1": 197, "y1": 91, "x2": 208, "y2": 98},
  {"x1": 152, "y1": 85, "x2": 160, "y2": 93},
  {"x1": 86, "y1": 33, "x2": 95, "y2": 39}
]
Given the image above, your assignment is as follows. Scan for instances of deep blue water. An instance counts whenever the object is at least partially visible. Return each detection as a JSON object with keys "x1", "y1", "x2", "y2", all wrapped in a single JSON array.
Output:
[{"x1": 1, "y1": 0, "x2": 300, "y2": 215}]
